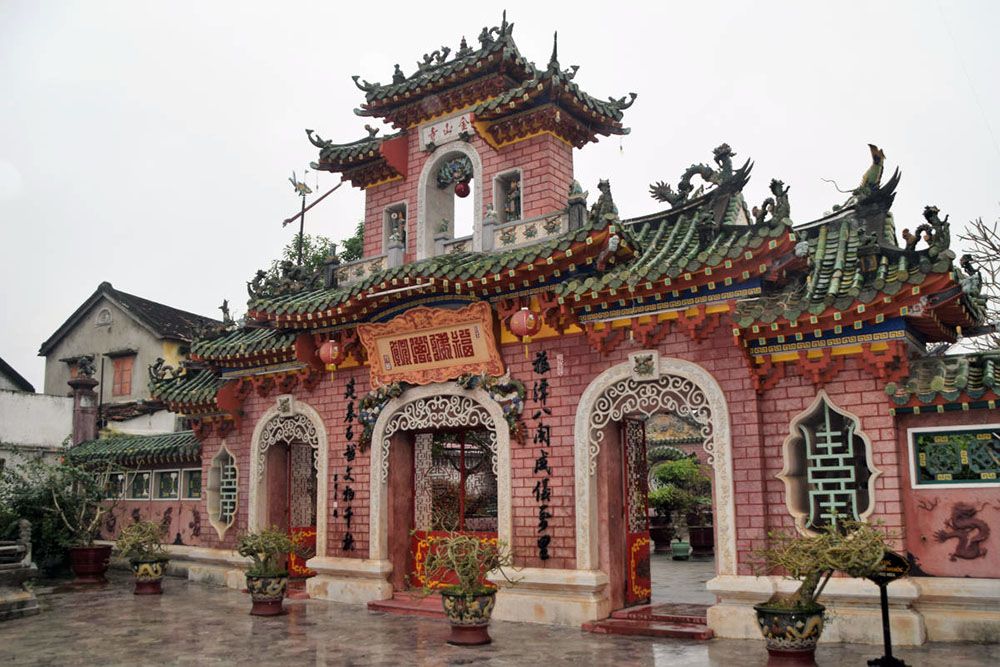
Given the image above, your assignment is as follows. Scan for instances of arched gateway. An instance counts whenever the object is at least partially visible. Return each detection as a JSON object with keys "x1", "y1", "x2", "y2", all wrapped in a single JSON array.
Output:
[
  {"x1": 369, "y1": 382, "x2": 512, "y2": 584},
  {"x1": 574, "y1": 354, "x2": 735, "y2": 608}
]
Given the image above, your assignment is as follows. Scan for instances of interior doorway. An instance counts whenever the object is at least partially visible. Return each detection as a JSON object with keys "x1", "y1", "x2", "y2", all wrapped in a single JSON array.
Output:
[{"x1": 265, "y1": 439, "x2": 318, "y2": 580}]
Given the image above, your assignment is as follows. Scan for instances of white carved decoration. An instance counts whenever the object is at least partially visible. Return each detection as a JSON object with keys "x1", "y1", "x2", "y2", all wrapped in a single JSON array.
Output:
[
  {"x1": 575, "y1": 355, "x2": 736, "y2": 576},
  {"x1": 380, "y1": 394, "x2": 497, "y2": 484},
  {"x1": 257, "y1": 414, "x2": 319, "y2": 482},
  {"x1": 587, "y1": 374, "x2": 712, "y2": 476}
]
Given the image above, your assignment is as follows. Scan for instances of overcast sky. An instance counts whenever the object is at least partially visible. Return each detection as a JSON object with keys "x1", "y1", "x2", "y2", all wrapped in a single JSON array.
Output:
[{"x1": 2, "y1": 1, "x2": 998, "y2": 391}]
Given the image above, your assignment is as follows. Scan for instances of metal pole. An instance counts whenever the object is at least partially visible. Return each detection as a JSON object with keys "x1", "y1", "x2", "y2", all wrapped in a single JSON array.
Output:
[
  {"x1": 880, "y1": 584, "x2": 893, "y2": 660},
  {"x1": 297, "y1": 196, "x2": 306, "y2": 265}
]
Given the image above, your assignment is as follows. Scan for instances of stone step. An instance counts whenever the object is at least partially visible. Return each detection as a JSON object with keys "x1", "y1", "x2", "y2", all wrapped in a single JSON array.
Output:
[
  {"x1": 582, "y1": 617, "x2": 714, "y2": 640},
  {"x1": 610, "y1": 602, "x2": 709, "y2": 626},
  {"x1": 367, "y1": 592, "x2": 445, "y2": 620}
]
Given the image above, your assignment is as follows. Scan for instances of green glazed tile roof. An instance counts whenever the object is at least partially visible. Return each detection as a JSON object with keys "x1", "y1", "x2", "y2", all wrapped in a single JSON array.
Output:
[
  {"x1": 191, "y1": 327, "x2": 296, "y2": 362},
  {"x1": 355, "y1": 24, "x2": 530, "y2": 108},
  {"x1": 69, "y1": 431, "x2": 200, "y2": 466},
  {"x1": 886, "y1": 351, "x2": 1000, "y2": 406},
  {"x1": 149, "y1": 368, "x2": 223, "y2": 407},
  {"x1": 558, "y1": 193, "x2": 781, "y2": 297},
  {"x1": 249, "y1": 214, "x2": 618, "y2": 320},
  {"x1": 309, "y1": 131, "x2": 402, "y2": 168}
]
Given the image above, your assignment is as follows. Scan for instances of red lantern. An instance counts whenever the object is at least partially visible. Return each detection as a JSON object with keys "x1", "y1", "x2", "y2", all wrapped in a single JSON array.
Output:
[
  {"x1": 509, "y1": 307, "x2": 541, "y2": 339},
  {"x1": 318, "y1": 340, "x2": 343, "y2": 367},
  {"x1": 454, "y1": 180, "x2": 470, "y2": 198}
]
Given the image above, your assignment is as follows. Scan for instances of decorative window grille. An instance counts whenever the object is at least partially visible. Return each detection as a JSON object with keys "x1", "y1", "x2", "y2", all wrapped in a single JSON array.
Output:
[
  {"x1": 182, "y1": 469, "x2": 202, "y2": 499},
  {"x1": 208, "y1": 446, "x2": 238, "y2": 536},
  {"x1": 128, "y1": 471, "x2": 151, "y2": 499},
  {"x1": 495, "y1": 171, "x2": 522, "y2": 223},
  {"x1": 780, "y1": 394, "x2": 876, "y2": 532},
  {"x1": 415, "y1": 430, "x2": 497, "y2": 533},
  {"x1": 154, "y1": 470, "x2": 179, "y2": 499}
]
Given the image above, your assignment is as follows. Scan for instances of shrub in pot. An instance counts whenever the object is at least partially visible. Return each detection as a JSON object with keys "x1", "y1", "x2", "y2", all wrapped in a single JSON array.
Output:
[
  {"x1": 237, "y1": 528, "x2": 300, "y2": 616},
  {"x1": 752, "y1": 520, "x2": 888, "y2": 663},
  {"x1": 420, "y1": 533, "x2": 516, "y2": 646},
  {"x1": 115, "y1": 521, "x2": 169, "y2": 595},
  {"x1": 647, "y1": 457, "x2": 710, "y2": 554}
]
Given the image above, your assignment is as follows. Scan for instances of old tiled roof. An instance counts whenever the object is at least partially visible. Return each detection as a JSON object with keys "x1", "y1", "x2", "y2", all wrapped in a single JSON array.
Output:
[
  {"x1": 190, "y1": 328, "x2": 296, "y2": 364},
  {"x1": 69, "y1": 430, "x2": 200, "y2": 466},
  {"x1": 886, "y1": 351, "x2": 999, "y2": 408},
  {"x1": 39, "y1": 282, "x2": 219, "y2": 356},
  {"x1": 248, "y1": 213, "x2": 625, "y2": 325},
  {"x1": 149, "y1": 368, "x2": 223, "y2": 411},
  {"x1": 308, "y1": 130, "x2": 402, "y2": 168},
  {"x1": 0, "y1": 355, "x2": 35, "y2": 392}
]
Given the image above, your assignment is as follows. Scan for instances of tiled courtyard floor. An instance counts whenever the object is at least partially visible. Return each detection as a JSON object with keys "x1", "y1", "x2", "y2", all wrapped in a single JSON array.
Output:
[
  {"x1": 650, "y1": 552, "x2": 716, "y2": 605},
  {"x1": 1, "y1": 573, "x2": 996, "y2": 666}
]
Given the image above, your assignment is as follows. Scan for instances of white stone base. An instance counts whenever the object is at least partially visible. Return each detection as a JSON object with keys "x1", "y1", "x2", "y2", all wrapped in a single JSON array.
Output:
[
  {"x1": 488, "y1": 568, "x2": 609, "y2": 626},
  {"x1": 305, "y1": 556, "x2": 393, "y2": 604},
  {"x1": 707, "y1": 575, "x2": 926, "y2": 646},
  {"x1": 155, "y1": 544, "x2": 249, "y2": 591},
  {"x1": 915, "y1": 577, "x2": 1000, "y2": 643}
]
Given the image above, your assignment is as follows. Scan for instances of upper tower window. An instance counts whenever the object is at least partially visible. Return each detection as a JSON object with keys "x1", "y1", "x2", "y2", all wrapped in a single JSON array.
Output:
[{"x1": 418, "y1": 145, "x2": 483, "y2": 259}]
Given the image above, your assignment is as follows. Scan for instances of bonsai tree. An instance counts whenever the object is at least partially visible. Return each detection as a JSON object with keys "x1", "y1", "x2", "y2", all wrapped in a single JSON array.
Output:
[
  {"x1": 236, "y1": 528, "x2": 299, "y2": 577},
  {"x1": 754, "y1": 520, "x2": 889, "y2": 611},
  {"x1": 115, "y1": 521, "x2": 168, "y2": 562},
  {"x1": 647, "y1": 456, "x2": 711, "y2": 540},
  {"x1": 420, "y1": 533, "x2": 515, "y2": 597}
]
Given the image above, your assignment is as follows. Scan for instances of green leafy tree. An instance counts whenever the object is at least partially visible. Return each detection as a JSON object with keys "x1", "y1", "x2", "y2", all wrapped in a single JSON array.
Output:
[
  {"x1": 339, "y1": 220, "x2": 365, "y2": 263},
  {"x1": 264, "y1": 232, "x2": 333, "y2": 282}
]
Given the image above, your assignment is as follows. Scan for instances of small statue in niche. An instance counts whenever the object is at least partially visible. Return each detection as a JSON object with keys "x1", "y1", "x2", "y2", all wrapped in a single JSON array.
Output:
[{"x1": 934, "y1": 502, "x2": 990, "y2": 561}]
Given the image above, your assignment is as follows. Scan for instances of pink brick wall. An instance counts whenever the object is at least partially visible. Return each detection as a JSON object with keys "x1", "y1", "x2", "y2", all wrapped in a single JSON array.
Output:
[{"x1": 362, "y1": 131, "x2": 575, "y2": 259}]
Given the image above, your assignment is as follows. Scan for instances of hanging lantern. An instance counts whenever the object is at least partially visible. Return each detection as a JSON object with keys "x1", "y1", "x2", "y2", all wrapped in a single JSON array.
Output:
[
  {"x1": 318, "y1": 339, "x2": 343, "y2": 367},
  {"x1": 510, "y1": 307, "x2": 542, "y2": 339},
  {"x1": 454, "y1": 179, "x2": 471, "y2": 198}
]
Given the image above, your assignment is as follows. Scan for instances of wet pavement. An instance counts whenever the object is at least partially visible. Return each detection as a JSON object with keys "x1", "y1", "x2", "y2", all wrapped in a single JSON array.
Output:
[
  {"x1": 0, "y1": 573, "x2": 995, "y2": 666},
  {"x1": 650, "y1": 553, "x2": 716, "y2": 605}
]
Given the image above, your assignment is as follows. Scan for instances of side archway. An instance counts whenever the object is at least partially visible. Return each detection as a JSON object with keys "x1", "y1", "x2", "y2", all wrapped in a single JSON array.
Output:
[
  {"x1": 248, "y1": 396, "x2": 330, "y2": 557},
  {"x1": 415, "y1": 142, "x2": 484, "y2": 258},
  {"x1": 368, "y1": 382, "x2": 511, "y2": 561},
  {"x1": 574, "y1": 356, "x2": 736, "y2": 575}
]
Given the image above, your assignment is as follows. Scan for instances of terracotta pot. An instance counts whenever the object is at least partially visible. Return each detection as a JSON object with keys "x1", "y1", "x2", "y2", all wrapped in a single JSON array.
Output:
[
  {"x1": 130, "y1": 558, "x2": 168, "y2": 595},
  {"x1": 440, "y1": 589, "x2": 497, "y2": 646},
  {"x1": 754, "y1": 603, "x2": 825, "y2": 663},
  {"x1": 246, "y1": 574, "x2": 288, "y2": 616},
  {"x1": 649, "y1": 516, "x2": 674, "y2": 554},
  {"x1": 68, "y1": 545, "x2": 112, "y2": 584}
]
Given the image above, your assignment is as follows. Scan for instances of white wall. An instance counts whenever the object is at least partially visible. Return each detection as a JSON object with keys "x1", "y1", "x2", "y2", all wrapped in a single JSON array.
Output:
[
  {"x1": 112, "y1": 409, "x2": 179, "y2": 435},
  {"x1": 0, "y1": 389, "x2": 73, "y2": 470}
]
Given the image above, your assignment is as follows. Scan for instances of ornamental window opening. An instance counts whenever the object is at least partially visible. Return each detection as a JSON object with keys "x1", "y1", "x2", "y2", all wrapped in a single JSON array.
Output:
[
  {"x1": 128, "y1": 471, "x2": 151, "y2": 500},
  {"x1": 494, "y1": 170, "x2": 522, "y2": 223},
  {"x1": 428, "y1": 152, "x2": 476, "y2": 250},
  {"x1": 182, "y1": 469, "x2": 202, "y2": 499},
  {"x1": 208, "y1": 446, "x2": 238, "y2": 536},
  {"x1": 154, "y1": 470, "x2": 180, "y2": 500},
  {"x1": 780, "y1": 394, "x2": 877, "y2": 533},
  {"x1": 415, "y1": 430, "x2": 498, "y2": 533},
  {"x1": 384, "y1": 203, "x2": 407, "y2": 250}
]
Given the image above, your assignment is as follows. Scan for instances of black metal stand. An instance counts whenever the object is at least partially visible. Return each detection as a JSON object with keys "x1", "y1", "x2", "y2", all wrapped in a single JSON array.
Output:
[{"x1": 866, "y1": 583, "x2": 909, "y2": 667}]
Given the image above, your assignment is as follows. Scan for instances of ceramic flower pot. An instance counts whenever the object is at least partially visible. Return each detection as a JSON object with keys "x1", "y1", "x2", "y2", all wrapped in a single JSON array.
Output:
[
  {"x1": 753, "y1": 603, "x2": 825, "y2": 663},
  {"x1": 130, "y1": 558, "x2": 168, "y2": 595},
  {"x1": 246, "y1": 574, "x2": 288, "y2": 616},
  {"x1": 671, "y1": 539, "x2": 692, "y2": 561},
  {"x1": 440, "y1": 589, "x2": 497, "y2": 646},
  {"x1": 68, "y1": 545, "x2": 112, "y2": 584}
]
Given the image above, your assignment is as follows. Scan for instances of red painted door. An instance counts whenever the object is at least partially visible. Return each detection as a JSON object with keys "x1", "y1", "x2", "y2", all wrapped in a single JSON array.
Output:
[{"x1": 623, "y1": 417, "x2": 651, "y2": 606}]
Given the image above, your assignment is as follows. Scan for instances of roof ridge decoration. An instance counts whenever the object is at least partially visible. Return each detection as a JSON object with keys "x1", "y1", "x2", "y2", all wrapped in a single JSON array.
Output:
[
  {"x1": 886, "y1": 350, "x2": 1000, "y2": 411},
  {"x1": 649, "y1": 143, "x2": 752, "y2": 210}
]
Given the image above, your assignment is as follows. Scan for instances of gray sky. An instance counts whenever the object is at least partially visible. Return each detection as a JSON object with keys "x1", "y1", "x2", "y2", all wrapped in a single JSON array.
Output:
[{"x1": 2, "y1": 1, "x2": 998, "y2": 391}]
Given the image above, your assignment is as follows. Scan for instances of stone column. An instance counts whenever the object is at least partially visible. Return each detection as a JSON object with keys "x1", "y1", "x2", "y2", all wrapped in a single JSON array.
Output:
[
  {"x1": 68, "y1": 376, "x2": 99, "y2": 445},
  {"x1": 386, "y1": 235, "x2": 405, "y2": 268},
  {"x1": 481, "y1": 205, "x2": 497, "y2": 251}
]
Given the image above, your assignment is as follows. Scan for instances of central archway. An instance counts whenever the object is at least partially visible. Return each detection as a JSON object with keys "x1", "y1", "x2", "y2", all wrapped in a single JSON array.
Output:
[
  {"x1": 368, "y1": 382, "x2": 512, "y2": 562},
  {"x1": 574, "y1": 355, "x2": 736, "y2": 576}
]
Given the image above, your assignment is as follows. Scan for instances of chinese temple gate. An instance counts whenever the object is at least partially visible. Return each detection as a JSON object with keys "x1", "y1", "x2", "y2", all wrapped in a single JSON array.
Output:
[{"x1": 72, "y1": 13, "x2": 1000, "y2": 646}]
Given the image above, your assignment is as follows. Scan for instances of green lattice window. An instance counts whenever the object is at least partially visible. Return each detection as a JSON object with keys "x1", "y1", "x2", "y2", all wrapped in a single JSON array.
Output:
[
  {"x1": 910, "y1": 426, "x2": 1000, "y2": 487},
  {"x1": 208, "y1": 446, "x2": 238, "y2": 537},
  {"x1": 779, "y1": 393, "x2": 877, "y2": 532}
]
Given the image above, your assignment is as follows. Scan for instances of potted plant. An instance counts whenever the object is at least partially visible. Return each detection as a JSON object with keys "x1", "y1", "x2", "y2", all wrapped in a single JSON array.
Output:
[
  {"x1": 647, "y1": 456, "x2": 711, "y2": 555},
  {"x1": 753, "y1": 520, "x2": 888, "y2": 663},
  {"x1": 115, "y1": 521, "x2": 169, "y2": 595},
  {"x1": 419, "y1": 533, "x2": 516, "y2": 646},
  {"x1": 236, "y1": 528, "x2": 300, "y2": 616}
]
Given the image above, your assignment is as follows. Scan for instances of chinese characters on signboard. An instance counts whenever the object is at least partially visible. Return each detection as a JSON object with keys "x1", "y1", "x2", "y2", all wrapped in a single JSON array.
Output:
[
  {"x1": 358, "y1": 302, "x2": 505, "y2": 388},
  {"x1": 420, "y1": 112, "x2": 474, "y2": 149},
  {"x1": 532, "y1": 350, "x2": 553, "y2": 561}
]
